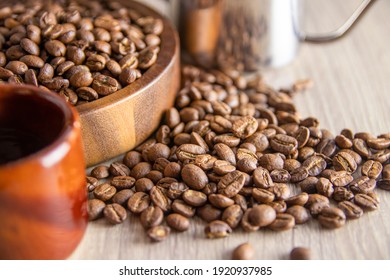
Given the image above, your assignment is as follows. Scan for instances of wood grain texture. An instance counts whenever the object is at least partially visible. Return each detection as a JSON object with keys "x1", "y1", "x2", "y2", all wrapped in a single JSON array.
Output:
[
  {"x1": 77, "y1": 0, "x2": 180, "y2": 167},
  {"x1": 70, "y1": 0, "x2": 390, "y2": 259}
]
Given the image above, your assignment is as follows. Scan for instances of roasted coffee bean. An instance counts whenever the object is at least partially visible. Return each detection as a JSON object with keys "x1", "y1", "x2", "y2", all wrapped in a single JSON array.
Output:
[
  {"x1": 138, "y1": 45, "x2": 159, "y2": 68},
  {"x1": 127, "y1": 192, "x2": 150, "y2": 214},
  {"x1": 44, "y1": 40, "x2": 66, "y2": 57},
  {"x1": 197, "y1": 204, "x2": 222, "y2": 222},
  {"x1": 294, "y1": 126, "x2": 310, "y2": 148},
  {"x1": 297, "y1": 176, "x2": 318, "y2": 194},
  {"x1": 181, "y1": 164, "x2": 209, "y2": 190},
  {"x1": 329, "y1": 171, "x2": 353, "y2": 187},
  {"x1": 302, "y1": 155, "x2": 327, "y2": 176},
  {"x1": 205, "y1": 220, "x2": 232, "y2": 238},
  {"x1": 309, "y1": 201, "x2": 330, "y2": 217},
  {"x1": 209, "y1": 194, "x2": 235, "y2": 208},
  {"x1": 214, "y1": 143, "x2": 236, "y2": 165},
  {"x1": 290, "y1": 247, "x2": 311, "y2": 260},
  {"x1": 167, "y1": 182, "x2": 188, "y2": 199},
  {"x1": 123, "y1": 151, "x2": 143, "y2": 168},
  {"x1": 93, "y1": 183, "x2": 116, "y2": 201},
  {"x1": 214, "y1": 134, "x2": 241, "y2": 147},
  {"x1": 306, "y1": 194, "x2": 330, "y2": 207},
  {"x1": 147, "y1": 225, "x2": 170, "y2": 242},
  {"x1": 285, "y1": 192, "x2": 309, "y2": 206},
  {"x1": 215, "y1": 160, "x2": 237, "y2": 175},
  {"x1": 92, "y1": 74, "x2": 119, "y2": 96},
  {"x1": 69, "y1": 70, "x2": 93, "y2": 88},
  {"x1": 335, "y1": 134, "x2": 353, "y2": 149},
  {"x1": 182, "y1": 189, "x2": 207, "y2": 206},
  {"x1": 241, "y1": 208, "x2": 260, "y2": 232},
  {"x1": 369, "y1": 149, "x2": 390, "y2": 163},
  {"x1": 150, "y1": 186, "x2": 171, "y2": 212},
  {"x1": 88, "y1": 199, "x2": 106, "y2": 221},
  {"x1": 252, "y1": 188, "x2": 275, "y2": 203},
  {"x1": 166, "y1": 108, "x2": 181, "y2": 128},
  {"x1": 217, "y1": 170, "x2": 245, "y2": 197},
  {"x1": 271, "y1": 183, "x2": 291, "y2": 200},
  {"x1": 268, "y1": 213, "x2": 295, "y2": 231},
  {"x1": 112, "y1": 189, "x2": 134, "y2": 205},
  {"x1": 340, "y1": 149, "x2": 362, "y2": 165},
  {"x1": 164, "y1": 162, "x2": 181, "y2": 178},
  {"x1": 353, "y1": 138, "x2": 371, "y2": 158},
  {"x1": 253, "y1": 167, "x2": 274, "y2": 188},
  {"x1": 284, "y1": 159, "x2": 301, "y2": 172},
  {"x1": 367, "y1": 138, "x2": 390, "y2": 150},
  {"x1": 248, "y1": 204, "x2": 276, "y2": 227},
  {"x1": 140, "y1": 206, "x2": 164, "y2": 229},
  {"x1": 104, "y1": 203, "x2": 127, "y2": 224},
  {"x1": 354, "y1": 193, "x2": 379, "y2": 211},
  {"x1": 318, "y1": 207, "x2": 346, "y2": 229},
  {"x1": 333, "y1": 187, "x2": 354, "y2": 202},
  {"x1": 109, "y1": 162, "x2": 130, "y2": 176},
  {"x1": 232, "y1": 116, "x2": 258, "y2": 139},
  {"x1": 286, "y1": 205, "x2": 310, "y2": 224},
  {"x1": 172, "y1": 199, "x2": 196, "y2": 217},
  {"x1": 176, "y1": 144, "x2": 206, "y2": 161},
  {"x1": 298, "y1": 147, "x2": 315, "y2": 161},
  {"x1": 86, "y1": 176, "x2": 99, "y2": 192},
  {"x1": 270, "y1": 134, "x2": 298, "y2": 155},
  {"x1": 222, "y1": 204, "x2": 243, "y2": 229},
  {"x1": 361, "y1": 160, "x2": 382, "y2": 179},
  {"x1": 349, "y1": 176, "x2": 376, "y2": 194},
  {"x1": 270, "y1": 169, "x2": 291, "y2": 183},
  {"x1": 5, "y1": 61, "x2": 28, "y2": 75},
  {"x1": 316, "y1": 178, "x2": 334, "y2": 198},
  {"x1": 316, "y1": 138, "x2": 337, "y2": 157},
  {"x1": 266, "y1": 200, "x2": 287, "y2": 213},
  {"x1": 166, "y1": 213, "x2": 190, "y2": 232},
  {"x1": 232, "y1": 243, "x2": 255, "y2": 260},
  {"x1": 333, "y1": 151, "x2": 357, "y2": 173},
  {"x1": 131, "y1": 162, "x2": 152, "y2": 179},
  {"x1": 338, "y1": 201, "x2": 363, "y2": 219},
  {"x1": 20, "y1": 55, "x2": 44, "y2": 68}
]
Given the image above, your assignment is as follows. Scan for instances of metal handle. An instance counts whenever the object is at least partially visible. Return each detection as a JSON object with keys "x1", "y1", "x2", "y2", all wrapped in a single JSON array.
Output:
[{"x1": 300, "y1": 0, "x2": 377, "y2": 43}]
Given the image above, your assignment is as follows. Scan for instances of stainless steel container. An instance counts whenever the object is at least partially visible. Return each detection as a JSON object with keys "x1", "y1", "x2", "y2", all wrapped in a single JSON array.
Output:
[{"x1": 172, "y1": 0, "x2": 376, "y2": 70}]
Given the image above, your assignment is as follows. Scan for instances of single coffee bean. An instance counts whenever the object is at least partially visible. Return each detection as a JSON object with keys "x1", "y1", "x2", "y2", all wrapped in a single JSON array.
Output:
[
  {"x1": 103, "y1": 203, "x2": 127, "y2": 224},
  {"x1": 338, "y1": 201, "x2": 363, "y2": 219},
  {"x1": 335, "y1": 134, "x2": 353, "y2": 149},
  {"x1": 302, "y1": 155, "x2": 327, "y2": 176},
  {"x1": 369, "y1": 149, "x2": 390, "y2": 163},
  {"x1": 92, "y1": 74, "x2": 119, "y2": 96},
  {"x1": 309, "y1": 201, "x2": 330, "y2": 217},
  {"x1": 138, "y1": 45, "x2": 159, "y2": 69},
  {"x1": 208, "y1": 193, "x2": 235, "y2": 208},
  {"x1": 232, "y1": 243, "x2": 255, "y2": 260},
  {"x1": 270, "y1": 134, "x2": 298, "y2": 155},
  {"x1": 69, "y1": 70, "x2": 93, "y2": 88},
  {"x1": 44, "y1": 40, "x2": 66, "y2": 56},
  {"x1": 270, "y1": 169, "x2": 291, "y2": 183},
  {"x1": 222, "y1": 204, "x2": 243, "y2": 229},
  {"x1": 353, "y1": 138, "x2": 371, "y2": 158},
  {"x1": 290, "y1": 247, "x2": 311, "y2": 260},
  {"x1": 253, "y1": 167, "x2": 274, "y2": 188},
  {"x1": 166, "y1": 213, "x2": 190, "y2": 232},
  {"x1": 258, "y1": 153, "x2": 284, "y2": 171},
  {"x1": 127, "y1": 192, "x2": 150, "y2": 214},
  {"x1": 271, "y1": 183, "x2": 291, "y2": 200},
  {"x1": 147, "y1": 225, "x2": 170, "y2": 242},
  {"x1": 349, "y1": 176, "x2": 376, "y2": 194},
  {"x1": 318, "y1": 207, "x2": 346, "y2": 229},
  {"x1": 5, "y1": 61, "x2": 28, "y2": 75},
  {"x1": 294, "y1": 126, "x2": 310, "y2": 148},
  {"x1": 204, "y1": 220, "x2": 232, "y2": 238},
  {"x1": 248, "y1": 204, "x2": 276, "y2": 227},
  {"x1": 88, "y1": 199, "x2": 106, "y2": 221},
  {"x1": 140, "y1": 206, "x2": 164, "y2": 229},
  {"x1": 290, "y1": 167, "x2": 309, "y2": 183},
  {"x1": 197, "y1": 204, "x2": 222, "y2": 222},
  {"x1": 150, "y1": 186, "x2": 171, "y2": 212},
  {"x1": 181, "y1": 163, "x2": 209, "y2": 190},
  {"x1": 176, "y1": 143, "x2": 206, "y2": 161},
  {"x1": 316, "y1": 177, "x2": 334, "y2": 198},
  {"x1": 214, "y1": 143, "x2": 236, "y2": 165},
  {"x1": 172, "y1": 199, "x2": 196, "y2": 218},
  {"x1": 231, "y1": 116, "x2": 258, "y2": 139},
  {"x1": 109, "y1": 162, "x2": 130, "y2": 176},
  {"x1": 93, "y1": 183, "x2": 117, "y2": 201},
  {"x1": 217, "y1": 170, "x2": 245, "y2": 197},
  {"x1": 367, "y1": 138, "x2": 390, "y2": 150},
  {"x1": 329, "y1": 171, "x2": 353, "y2": 187},
  {"x1": 285, "y1": 192, "x2": 309, "y2": 206},
  {"x1": 316, "y1": 138, "x2": 337, "y2": 158},
  {"x1": 214, "y1": 159, "x2": 237, "y2": 175},
  {"x1": 333, "y1": 187, "x2": 354, "y2": 202},
  {"x1": 361, "y1": 160, "x2": 383, "y2": 179},
  {"x1": 123, "y1": 151, "x2": 143, "y2": 168},
  {"x1": 268, "y1": 213, "x2": 295, "y2": 231},
  {"x1": 286, "y1": 205, "x2": 310, "y2": 224},
  {"x1": 86, "y1": 176, "x2": 99, "y2": 192},
  {"x1": 182, "y1": 189, "x2": 207, "y2": 206},
  {"x1": 252, "y1": 188, "x2": 275, "y2": 203},
  {"x1": 333, "y1": 151, "x2": 357, "y2": 173},
  {"x1": 354, "y1": 193, "x2": 379, "y2": 211},
  {"x1": 306, "y1": 194, "x2": 330, "y2": 207},
  {"x1": 131, "y1": 162, "x2": 152, "y2": 179}
]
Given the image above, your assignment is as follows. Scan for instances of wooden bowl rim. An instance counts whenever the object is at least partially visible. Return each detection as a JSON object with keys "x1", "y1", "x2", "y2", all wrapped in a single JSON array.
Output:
[{"x1": 76, "y1": 0, "x2": 179, "y2": 117}]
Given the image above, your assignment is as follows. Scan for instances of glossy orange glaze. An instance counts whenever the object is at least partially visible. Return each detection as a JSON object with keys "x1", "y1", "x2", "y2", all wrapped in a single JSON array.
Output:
[{"x1": 0, "y1": 85, "x2": 87, "y2": 259}]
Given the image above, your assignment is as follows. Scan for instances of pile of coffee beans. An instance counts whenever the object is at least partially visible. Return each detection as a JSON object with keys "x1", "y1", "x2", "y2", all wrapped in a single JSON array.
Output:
[
  {"x1": 0, "y1": 0, "x2": 162, "y2": 105},
  {"x1": 87, "y1": 64, "x2": 390, "y2": 242}
]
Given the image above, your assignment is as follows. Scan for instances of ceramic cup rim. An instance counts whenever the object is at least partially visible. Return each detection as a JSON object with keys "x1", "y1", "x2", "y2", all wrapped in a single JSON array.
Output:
[{"x1": 0, "y1": 84, "x2": 78, "y2": 169}]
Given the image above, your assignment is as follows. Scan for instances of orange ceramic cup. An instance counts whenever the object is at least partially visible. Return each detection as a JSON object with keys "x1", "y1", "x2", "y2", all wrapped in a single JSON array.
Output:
[{"x1": 0, "y1": 84, "x2": 87, "y2": 259}]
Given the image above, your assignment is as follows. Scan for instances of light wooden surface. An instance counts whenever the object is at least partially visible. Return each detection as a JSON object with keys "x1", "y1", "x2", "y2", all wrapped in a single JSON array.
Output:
[{"x1": 70, "y1": 0, "x2": 390, "y2": 260}]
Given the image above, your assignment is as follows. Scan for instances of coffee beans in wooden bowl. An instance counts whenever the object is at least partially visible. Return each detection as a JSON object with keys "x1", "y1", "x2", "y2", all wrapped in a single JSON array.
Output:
[{"x1": 86, "y1": 64, "x2": 390, "y2": 246}]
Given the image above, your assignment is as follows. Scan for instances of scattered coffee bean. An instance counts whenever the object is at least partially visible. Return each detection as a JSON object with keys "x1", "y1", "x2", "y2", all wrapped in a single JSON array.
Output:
[
  {"x1": 290, "y1": 247, "x2": 311, "y2": 260},
  {"x1": 232, "y1": 243, "x2": 255, "y2": 260},
  {"x1": 104, "y1": 203, "x2": 127, "y2": 224}
]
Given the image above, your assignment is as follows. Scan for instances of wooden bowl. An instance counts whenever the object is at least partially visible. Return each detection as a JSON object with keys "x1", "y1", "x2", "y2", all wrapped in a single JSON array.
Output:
[{"x1": 77, "y1": 0, "x2": 180, "y2": 167}]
